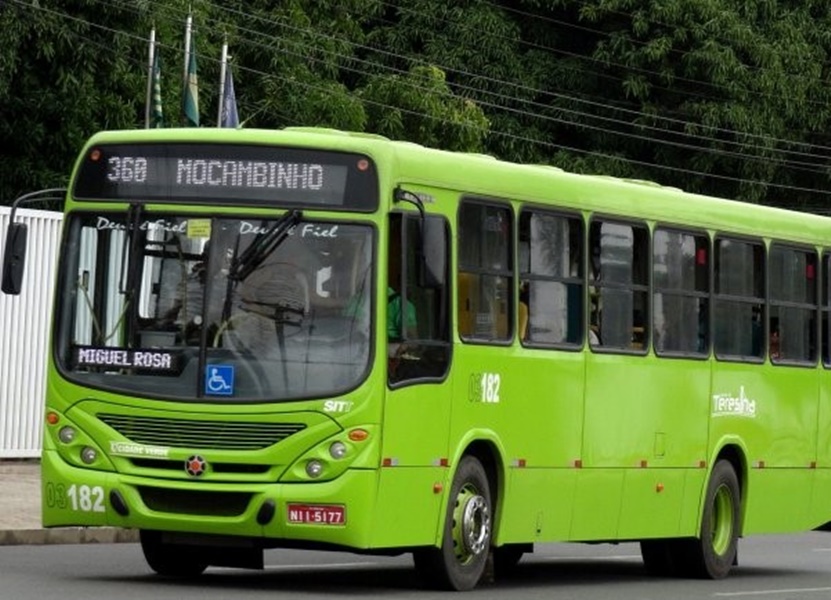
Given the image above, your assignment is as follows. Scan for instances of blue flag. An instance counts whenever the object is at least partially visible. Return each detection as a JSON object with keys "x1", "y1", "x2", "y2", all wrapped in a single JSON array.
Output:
[
  {"x1": 221, "y1": 67, "x2": 239, "y2": 128},
  {"x1": 182, "y1": 43, "x2": 199, "y2": 126}
]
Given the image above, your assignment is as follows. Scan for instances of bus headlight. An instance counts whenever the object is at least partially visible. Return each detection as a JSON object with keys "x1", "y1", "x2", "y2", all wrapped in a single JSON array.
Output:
[
  {"x1": 80, "y1": 447, "x2": 98, "y2": 464},
  {"x1": 58, "y1": 426, "x2": 76, "y2": 444},
  {"x1": 329, "y1": 441, "x2": 347, "y2": 460},
  {"x1": 305, "y1": 459, "x2": 324, "y2": 479}
]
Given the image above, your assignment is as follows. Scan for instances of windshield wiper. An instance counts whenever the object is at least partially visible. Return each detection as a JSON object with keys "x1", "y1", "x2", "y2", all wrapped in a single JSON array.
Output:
[{"x1": 228, "y1": 210, "x2": 302, "y2": 282}]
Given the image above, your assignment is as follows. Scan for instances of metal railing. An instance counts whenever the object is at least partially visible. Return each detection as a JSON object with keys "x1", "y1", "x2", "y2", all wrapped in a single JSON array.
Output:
[{"x1": 0, "y1": 207, "x2": 63, "y2": 458}]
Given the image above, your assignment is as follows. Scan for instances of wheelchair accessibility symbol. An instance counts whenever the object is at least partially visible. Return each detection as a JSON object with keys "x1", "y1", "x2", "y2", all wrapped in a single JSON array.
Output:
[{"x1": 205, "y1": 365, "x2": 235, "y2": 396}]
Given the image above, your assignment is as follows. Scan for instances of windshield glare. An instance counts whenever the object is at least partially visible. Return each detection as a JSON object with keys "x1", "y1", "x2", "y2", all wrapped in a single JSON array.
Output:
[{"x1": 56, "y1": 213, "x2": 374, "y2": 402}]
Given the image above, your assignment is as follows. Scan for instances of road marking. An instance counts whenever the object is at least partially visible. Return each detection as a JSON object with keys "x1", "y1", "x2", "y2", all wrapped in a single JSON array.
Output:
[{"x1": 714, "y1": 587, "x2": 831, "y2": 597}]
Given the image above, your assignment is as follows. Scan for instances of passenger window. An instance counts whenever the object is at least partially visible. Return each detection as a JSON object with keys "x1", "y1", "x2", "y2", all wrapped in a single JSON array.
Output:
[
  {"x1": 458, "y1": 200, "x2": 513, "y2": 342},
  {"x1": 713, "y1": 237, "x2": 764, "y2": 360},
  {"x1": 588, "y1": 219, "x2": 649, "y2": 352},
  {"x1": 518, "y1": 210, "x2": 583, "y2": 346},
  {"x1": 769, "y1": 244, "x2": 817, "y2": 364},
  {"x1": 653, "y1": 228, "x2": 709, "y2": 356}
]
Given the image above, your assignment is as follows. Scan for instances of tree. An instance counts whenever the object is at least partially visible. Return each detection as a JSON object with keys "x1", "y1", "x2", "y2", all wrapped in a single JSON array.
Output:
[
  {"x1": 3, "y1": 0, "x2": 831, "y2": 209},
  {"x1": 510, "y1": 0, "x2": 831, "y2": 207},
  {"x1": 0, "y1": 0, "x2": 148, "y2": 204},
  {"x1": 359, "y1": 65, "x2": 489, "y2": 152}
]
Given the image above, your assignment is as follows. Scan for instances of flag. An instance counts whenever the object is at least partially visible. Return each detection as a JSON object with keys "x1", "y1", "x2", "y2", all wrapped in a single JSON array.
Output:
[
  {"x1": 182, "y1": 35, "x2": 199, "y2": 126},
  {"x1": 220, "y1": 67, "x2": 239, "y2": 128},
  {"x1": 150, "y1": 46, "x2": 164, "y2": 128}
]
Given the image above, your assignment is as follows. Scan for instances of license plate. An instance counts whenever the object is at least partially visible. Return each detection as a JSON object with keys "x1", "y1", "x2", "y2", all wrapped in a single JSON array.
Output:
[{"x1": 286, "y1": 503, "x2": 346, "y2": 525}]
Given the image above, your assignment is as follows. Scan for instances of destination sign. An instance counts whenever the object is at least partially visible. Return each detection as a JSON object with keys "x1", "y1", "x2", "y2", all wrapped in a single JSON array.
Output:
[
  {"x1": 73, "y1": 143, "x2": 378, "y2": 210},
  {"x1": 73, "y1": 345, "x2": 182, "y2": 374}
]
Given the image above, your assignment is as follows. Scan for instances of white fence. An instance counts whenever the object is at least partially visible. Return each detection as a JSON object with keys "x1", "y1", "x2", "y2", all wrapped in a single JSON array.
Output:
[{"x1": 0, "y1": 207, "x2": 63, "y2": 458}]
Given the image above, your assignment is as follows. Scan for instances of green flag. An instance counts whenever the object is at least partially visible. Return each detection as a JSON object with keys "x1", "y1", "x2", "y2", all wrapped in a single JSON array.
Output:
[
  {"x1": 182, "y1": 43, "x2": 199, "y2": 126},
  {"x1": 150, "y1": 46, "x2": 163, "y2": 128}
]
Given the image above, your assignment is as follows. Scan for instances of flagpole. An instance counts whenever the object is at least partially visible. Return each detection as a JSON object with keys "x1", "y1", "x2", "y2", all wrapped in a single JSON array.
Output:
[
  {"x1": 145, "y1": 27, "x2": 156, "y2": 129},
  {"x1": 217, "y1": 38, "x2": 228, "y2": 127},
  {"x1": 182, "y1": 10, "x2": 192, "y2": 126},
  {"x1": 183, "y1": 12, "x2": 192, "y2": 92}
]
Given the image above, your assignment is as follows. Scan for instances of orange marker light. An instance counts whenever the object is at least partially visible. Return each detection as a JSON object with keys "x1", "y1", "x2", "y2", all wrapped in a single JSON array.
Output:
[
  {"x1": 348, "y1": 429, "x2": 369, "y2": 442},
  {"x1": 46, "y1": 412, "x2": 60, "y2": 425}
]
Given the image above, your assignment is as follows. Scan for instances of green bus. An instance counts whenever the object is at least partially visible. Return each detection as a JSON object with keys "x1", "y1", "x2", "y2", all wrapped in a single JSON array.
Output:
[{"x1": 4, "y1": 126, "x2": 831, "y2": 591}]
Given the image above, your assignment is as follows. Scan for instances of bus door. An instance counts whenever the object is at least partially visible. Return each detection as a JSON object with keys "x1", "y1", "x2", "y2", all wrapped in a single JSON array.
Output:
[{"x1": 372, "y1": 211, "x2": 451, "y2": 547}]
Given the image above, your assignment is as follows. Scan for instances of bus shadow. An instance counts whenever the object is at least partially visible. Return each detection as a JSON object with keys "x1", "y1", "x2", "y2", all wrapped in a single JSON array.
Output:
[{"x1": 101, "y1": 557, "x2": 809, "y2": 595}]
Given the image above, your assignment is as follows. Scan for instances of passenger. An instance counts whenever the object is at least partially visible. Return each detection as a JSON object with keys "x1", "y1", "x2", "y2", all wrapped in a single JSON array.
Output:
[
  {"x1": 386, "y1": 286, "x2": 417, "y2": 340},
  {"x1": 769, "y1": 328, "x2": 781, "y2": 360}
]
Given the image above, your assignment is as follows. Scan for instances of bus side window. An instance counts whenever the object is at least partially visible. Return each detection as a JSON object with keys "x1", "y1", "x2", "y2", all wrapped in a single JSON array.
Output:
[
  {"x1": 768, "y1": 244, "x2": 817, "y2": 364},
  {"x1": 589, "y1": 219, "x2": 649, "y2": 352},
  {"x1": 653, "y1": 228, "x2": 709, "y2": 357},
  {"x1": 518, "y1": 209, "x2": 583, "y2": 347},
  {"x1": 713, "y1": 237, "x2": 765, "y2": 360},
  {"x1": 457, "y1": 200, "x2": 513, "y2": 343}
]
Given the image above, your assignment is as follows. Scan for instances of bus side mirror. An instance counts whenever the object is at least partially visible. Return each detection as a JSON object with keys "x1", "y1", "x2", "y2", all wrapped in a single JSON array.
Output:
[
  {"x1": 1, "y1": 222, "x2": 29, "y2": 295},
  {"x1": 420, "y1": 217, "x2": 446, "y2": 289}
]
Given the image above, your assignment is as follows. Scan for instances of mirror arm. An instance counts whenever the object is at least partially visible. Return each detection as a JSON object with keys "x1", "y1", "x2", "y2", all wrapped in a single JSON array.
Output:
[
  {"x1": 393, "y1": 187, "x2": 425, "y2": 222},
  {"x1": 6, "y1": 188, "x2": 67, "y2": 223}
]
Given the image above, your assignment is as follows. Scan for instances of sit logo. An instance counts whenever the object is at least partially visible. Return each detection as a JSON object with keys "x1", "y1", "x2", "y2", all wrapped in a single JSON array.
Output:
[{"x1": 324, "y1": 400, "x2": 354, "y2": 413}]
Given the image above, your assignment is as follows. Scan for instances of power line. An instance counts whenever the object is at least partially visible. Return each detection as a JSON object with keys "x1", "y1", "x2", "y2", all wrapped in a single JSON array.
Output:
[{"x1": 11, "y1": 0, "x2": 831, "y2": 198}]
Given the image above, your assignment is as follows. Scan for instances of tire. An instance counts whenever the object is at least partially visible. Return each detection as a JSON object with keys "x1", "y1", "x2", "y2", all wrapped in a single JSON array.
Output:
[
  {"x1": 412, "y1": 456, "x2": 493, "y2": 591},
  {"x1": 679, "y1": 460, "x2": 741, "y2": 579},
  {"x1": 140, "y1": 530, "x2": 208, "y2": 577}
]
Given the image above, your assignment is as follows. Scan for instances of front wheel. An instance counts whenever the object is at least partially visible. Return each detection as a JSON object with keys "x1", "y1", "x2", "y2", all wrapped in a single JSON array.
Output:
[
  {"x1": 413, "y1": 456, "x2": 493, "y2": 591},
  {"x1": 680, "y1": 460, "x2": 741, "y2": 579},
  {"x1": 140, "y1": 530, "x2": 208, "y2": 577}
]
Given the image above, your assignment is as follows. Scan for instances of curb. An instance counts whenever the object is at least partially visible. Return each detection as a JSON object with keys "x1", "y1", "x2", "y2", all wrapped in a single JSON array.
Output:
[{"x1": 0, "y1": 527, "x2": 139, "y2": 546}]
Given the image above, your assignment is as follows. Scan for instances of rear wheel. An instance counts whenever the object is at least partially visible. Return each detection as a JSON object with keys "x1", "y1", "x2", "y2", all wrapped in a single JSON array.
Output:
[
  {"x1": 140, "y1": 530, "x2": 208, "y2": 577},
  {"x1": 680, "y1": 460, "x2": 741, "y2": 579},
  {"x1": 413, "y1": 456, "x2": 493, "y2": 591}
]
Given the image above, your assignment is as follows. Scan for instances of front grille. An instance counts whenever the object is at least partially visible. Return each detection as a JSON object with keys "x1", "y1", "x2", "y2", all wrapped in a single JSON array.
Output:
[
  {"x1": 131, "y1": 458, "x2": 271, "y2": 474},
  {"x1": 138, "y1": 486, "x2": 251, "y2": 516},
  {"x1": 98, "y1": 413, "x2": 306, "y2": 450}
]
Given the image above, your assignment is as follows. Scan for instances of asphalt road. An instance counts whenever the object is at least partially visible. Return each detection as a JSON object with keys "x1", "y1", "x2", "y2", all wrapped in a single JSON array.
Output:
[{"x1": 2, "y1": 532, "x2": 831, "y2": 599}]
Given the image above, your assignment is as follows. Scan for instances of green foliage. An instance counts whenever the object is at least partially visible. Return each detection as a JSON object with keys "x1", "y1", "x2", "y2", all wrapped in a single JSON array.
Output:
[
  {"x1": 565, "y1": 0, "x2": 831, "y2": 205},
  {"x1": 359, "y1": 65, "x2": 489, "y2": 151},
  {"x1": 3, "y1": 0, "x2": 831, "y2": 210}
]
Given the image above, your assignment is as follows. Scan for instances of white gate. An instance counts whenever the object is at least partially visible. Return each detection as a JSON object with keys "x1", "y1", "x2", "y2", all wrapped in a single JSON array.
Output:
[{"x1": 0, "y1": 207, "x2": 63, "y2": 458}]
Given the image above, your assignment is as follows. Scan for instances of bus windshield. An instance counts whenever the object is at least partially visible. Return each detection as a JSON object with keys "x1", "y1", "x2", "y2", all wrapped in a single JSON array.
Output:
[{"x1": 54, "y1": 211, "x2": 374, "y2": 402}]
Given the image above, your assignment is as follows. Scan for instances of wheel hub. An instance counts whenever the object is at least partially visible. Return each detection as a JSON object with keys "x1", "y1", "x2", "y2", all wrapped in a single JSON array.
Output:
[{"x1": 453, "y1": 484, "x2": 491, "y2": 562}]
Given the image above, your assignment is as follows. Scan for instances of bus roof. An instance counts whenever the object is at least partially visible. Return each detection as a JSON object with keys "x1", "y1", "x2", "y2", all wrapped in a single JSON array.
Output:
[{"x1": 80, "y1": 127, "x2": 831, "y2": 246}]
